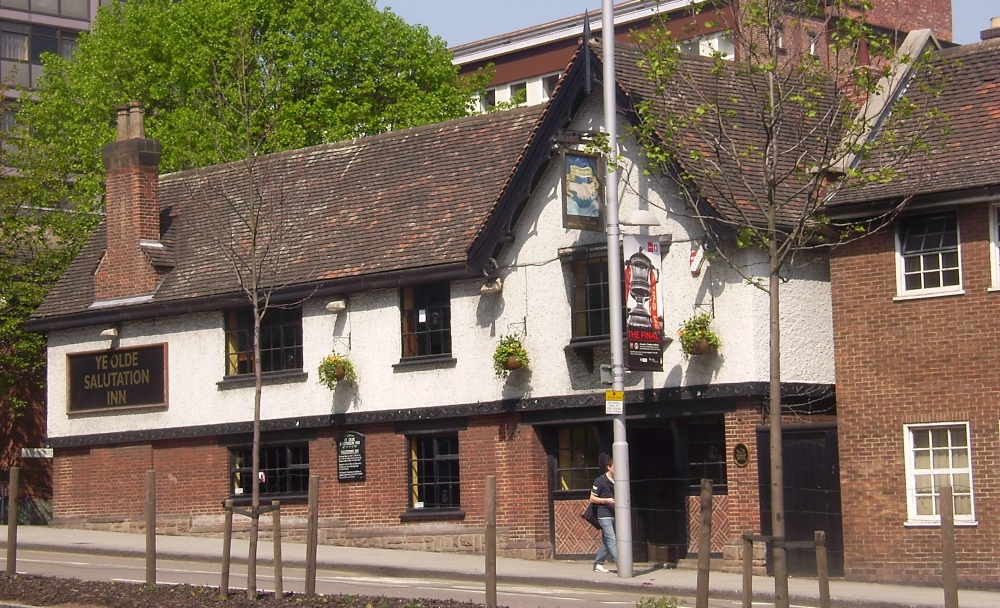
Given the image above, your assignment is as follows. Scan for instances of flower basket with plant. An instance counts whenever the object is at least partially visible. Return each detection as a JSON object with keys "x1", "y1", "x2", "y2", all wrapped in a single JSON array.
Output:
[
  {"x1": 678, "y1": 313, "x2": 721, "y2": 357},
  {"x1": 317, "y1": 352, "x2": 357, "y2": 389},
  {"x1": 493, "y1": 334, "x2": 529, "y2": 379}
]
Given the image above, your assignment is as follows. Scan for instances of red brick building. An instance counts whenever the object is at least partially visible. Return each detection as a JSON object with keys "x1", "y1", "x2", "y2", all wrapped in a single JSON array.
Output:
[{"x1": 827, "y1": 26, "x2": 1000, "y2": 586}]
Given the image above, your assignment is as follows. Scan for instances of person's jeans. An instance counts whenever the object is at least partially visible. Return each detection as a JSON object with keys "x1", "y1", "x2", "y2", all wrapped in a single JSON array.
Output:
[{"x1": 594, "y1": 517, "x2": 617, "y2": 565}]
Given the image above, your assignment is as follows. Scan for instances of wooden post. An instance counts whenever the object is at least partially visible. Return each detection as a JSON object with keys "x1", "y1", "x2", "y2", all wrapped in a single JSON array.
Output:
[
  {"x1": 5, "y1": 467, "x2": 18, "y2": 575},
  {"x1": 305, "y1": 475, "x2": 319, "y2": 596},
  {"x1": 485, "y1": 476, "x2": 497, "y2": 608},
  {"x1": 940, "y1": 486, "x2": 958, "y2": 608},
  {"x1": 696, "y1": 479, "x2": 713, "y2": 608},
  {"x1": 742, "y1": 531, "x2": 753, "y2": 608},
  {"x1": 271, "y1": 500, "x2": 282, "y2": 598},
  {"x1": 221, "y1": 499, "x2": 233, "y2": 598},
  {"x1": 145, "y1": 469, "x2": 156, "y2": 585},
  {"x1": 815, "y1": 531, "x2": 830, "y2": 608}
]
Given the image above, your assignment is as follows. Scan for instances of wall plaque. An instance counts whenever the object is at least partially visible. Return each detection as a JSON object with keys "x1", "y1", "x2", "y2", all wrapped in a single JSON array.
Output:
[
  {"x1": 337, "y1": 431, "x2": 366, "y2": 482},
  {"x1": 733, "y1": 442, "x2": 751, "y2": 468},
  {"x1": 67, "y1": 344, "x2": 167, "y2": 412}
]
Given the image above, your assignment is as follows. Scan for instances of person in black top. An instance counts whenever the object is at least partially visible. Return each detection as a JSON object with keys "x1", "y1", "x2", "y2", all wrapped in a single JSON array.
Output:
[{"x1": 590, "y1": 458, "x2": 616, "y2": 573}]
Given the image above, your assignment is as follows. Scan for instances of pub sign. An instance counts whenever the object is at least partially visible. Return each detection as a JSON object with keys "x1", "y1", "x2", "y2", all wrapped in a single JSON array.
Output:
[{"x1": 68, "y1": 344, "x2": 167, "y2": 412}]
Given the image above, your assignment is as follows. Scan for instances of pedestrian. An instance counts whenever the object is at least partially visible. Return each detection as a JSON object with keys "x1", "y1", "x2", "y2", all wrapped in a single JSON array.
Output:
[{"x1": 590, "y1": 457, "x2": 616, "y2": 573}]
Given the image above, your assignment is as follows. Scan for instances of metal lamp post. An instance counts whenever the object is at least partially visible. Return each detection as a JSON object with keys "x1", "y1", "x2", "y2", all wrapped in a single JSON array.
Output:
[{"x1": 600, "y1": 0, "x2": 634, "y2": 579}]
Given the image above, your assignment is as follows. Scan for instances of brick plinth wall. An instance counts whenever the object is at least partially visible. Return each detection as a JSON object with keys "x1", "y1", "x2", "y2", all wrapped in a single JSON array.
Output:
[
  {"x1": 722, "y1": 400, "x2": 766, "y2": 574},
  {"x1": 831, "y1": 202, "x2": 1000, "y2": 586},
  {"x1": 50, "y1": 414, "x2": 553, "y2": 559}
]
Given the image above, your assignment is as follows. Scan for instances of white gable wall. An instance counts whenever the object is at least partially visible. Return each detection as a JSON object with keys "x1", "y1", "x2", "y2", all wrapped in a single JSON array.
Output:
[{"x1": 45, "y1": 94, "x2": 833, "y2": 440}]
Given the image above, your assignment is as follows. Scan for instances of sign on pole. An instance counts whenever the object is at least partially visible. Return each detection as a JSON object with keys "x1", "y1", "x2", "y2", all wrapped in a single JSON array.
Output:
[{"x1": 605, "y1": 390, "x2": 624, "y2": 415}]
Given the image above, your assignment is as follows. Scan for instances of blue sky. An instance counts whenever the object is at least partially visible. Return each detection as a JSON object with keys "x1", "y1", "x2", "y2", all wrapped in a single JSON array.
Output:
[{"x1": 376, "y1": 1, "x2": 1000, "y2": 47}]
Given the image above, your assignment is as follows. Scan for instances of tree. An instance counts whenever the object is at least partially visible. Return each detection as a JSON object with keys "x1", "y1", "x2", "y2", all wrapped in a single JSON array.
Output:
[
  {"x1": 630, "y1": 1, "x2": 944, "y2": 604},
  {"x1": 10, "y1": 0, "x2": 488, "y2": 212}
]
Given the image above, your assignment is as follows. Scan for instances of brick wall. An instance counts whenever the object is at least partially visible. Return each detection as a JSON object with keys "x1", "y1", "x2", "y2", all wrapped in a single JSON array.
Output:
[
  {"x1": 722, "y1": 400, "x2": 766, "y2": 572},
  {"x1": 51, "y1": 414, "x2": 554, "y2": 558},
  {"x1": 831, "y1": 203, "x2": 1000, "y2": 585}
]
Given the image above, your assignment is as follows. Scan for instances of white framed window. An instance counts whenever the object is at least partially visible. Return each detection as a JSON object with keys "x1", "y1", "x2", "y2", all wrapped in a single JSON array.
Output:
[
  {"x1": 903, "y1": 422, "x2": 975, "y2": 525},
  {"x1": 989, "y1": 204, "x2": 1000, "y2": 290},
  {"x1": 895, "y1": 212, "x2": 962, "y2": 298}
]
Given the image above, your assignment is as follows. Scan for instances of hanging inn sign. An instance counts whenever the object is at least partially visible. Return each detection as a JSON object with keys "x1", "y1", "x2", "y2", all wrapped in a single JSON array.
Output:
[{"x1": 624, "y1": 235, "x2": 664, "y2": 371}]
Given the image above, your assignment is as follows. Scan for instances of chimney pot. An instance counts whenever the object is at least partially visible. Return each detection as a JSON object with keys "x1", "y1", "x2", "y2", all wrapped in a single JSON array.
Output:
[
  {"x1": 127, "y1": 103, "x2": 145, "y2": 139},
  {"x1": 116, "y1": 105, "x2": 129, "y2": 141}
]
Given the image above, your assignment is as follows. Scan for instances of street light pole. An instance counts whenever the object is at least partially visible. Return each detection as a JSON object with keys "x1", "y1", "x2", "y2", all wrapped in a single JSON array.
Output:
[{"x1": 601, "y1": 0, "x2": 633, "y2": 579}]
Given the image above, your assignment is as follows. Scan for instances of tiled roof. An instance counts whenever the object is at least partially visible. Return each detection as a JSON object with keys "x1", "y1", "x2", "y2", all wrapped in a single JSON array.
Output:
[
  {"x1": 32, "y1": 106, "x2": 546, "y2": 322},
  {"x1": 610, "y1": 42, "x2": 841, "y2": 228},
  {"x1": 827, "y1": 37, "x2": 1000, "y2": 209}
]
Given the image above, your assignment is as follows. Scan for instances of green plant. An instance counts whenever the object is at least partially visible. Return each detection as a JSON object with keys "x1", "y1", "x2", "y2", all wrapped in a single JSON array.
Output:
[
  {"x1": 492, "y1": 334, "x2": 529, "y2": 379},
  {"x1": 317, "y1": 352, "x2": 357, "y2": 389},
  {"x1": 677, "y1": 312, "x2": 721, "y2": 357},
  {"x1": 636, "y1": 597, "x2": 679, "y2": 608}
]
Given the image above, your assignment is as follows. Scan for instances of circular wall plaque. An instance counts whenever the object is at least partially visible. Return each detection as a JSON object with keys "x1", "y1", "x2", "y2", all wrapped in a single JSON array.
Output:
[{"x1": 733, "y1": 443, "x2": 750, "y2": 468}]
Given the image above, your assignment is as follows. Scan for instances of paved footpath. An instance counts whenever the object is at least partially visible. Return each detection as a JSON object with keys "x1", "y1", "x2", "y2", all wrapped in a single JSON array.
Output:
[{"x1": 1, "y1": 525, "x2": 998, "y2": 608}]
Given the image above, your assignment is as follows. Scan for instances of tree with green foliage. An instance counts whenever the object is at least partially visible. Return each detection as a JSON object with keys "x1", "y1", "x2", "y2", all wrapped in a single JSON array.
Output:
[
  {"x1": 630, "y1": 1, "x2": 945, "y2": 604},
  {"x1": 10, "y1": 0, "x2": 488, "y2": 212}
]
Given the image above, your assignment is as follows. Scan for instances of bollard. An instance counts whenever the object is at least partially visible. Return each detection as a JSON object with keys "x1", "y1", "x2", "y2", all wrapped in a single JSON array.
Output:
[
  {"x1": 940, "y1": 486, "x2": 958, "y2": 608},
  {"x1": 815, "y1": 531, "x2": 830, "y2": 608},
  {"x1": 305, "y1": 475, "x2": 319, "y2": 596},
  {"x1": 145, "y1": 470, "x2": 156, "y2": 585},
  {"x1": 696, "y1": 479, "x2": 712, "y2": 608},
  {"x1": 741, "y1": 531, "x2": 753, "y2": 608},
  {"x1": 221, "y1": 499, "x2": 233, "y2": 598},
  {"x1": 485, "y1": 476, "x2": 497, "y2": 608},
  {"x1": 272, "y1": 500, "x2": 283, "y2": 598},
  {"x1": 6, "y1": 467, "x2": 18, "y2": 575}
]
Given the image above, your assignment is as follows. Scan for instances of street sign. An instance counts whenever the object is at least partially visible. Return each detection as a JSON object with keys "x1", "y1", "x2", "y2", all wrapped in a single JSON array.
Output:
[{"x1": 605, "y1": 390, "x2": 624, "y2": 415}]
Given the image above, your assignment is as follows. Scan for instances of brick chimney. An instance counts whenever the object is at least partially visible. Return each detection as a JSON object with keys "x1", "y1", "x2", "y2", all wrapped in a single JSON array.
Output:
[
  {"x1": 95, "y1": 102, "x2": 164, "y2": 302},
  {"x1": 982, "y1": 17, "x2": 1000, "y2": 42}
]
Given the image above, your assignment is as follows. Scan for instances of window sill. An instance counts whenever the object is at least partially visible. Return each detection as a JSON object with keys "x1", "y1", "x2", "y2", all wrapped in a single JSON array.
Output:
[
  {"x1": 217, "y1": 370, "x2": 308, "y2": 389},
  {"x1": 393, "y1": 355, "x2": 457, "y2": 370},
  {"x1": 399, "y1": 508, "x2": 465, "y2": 523},
  {"x1": 904, "y1": 519, "x2": 978, "y2": 527},
  {"x1": 892, "y1": 288, "x2": 964, "y2": 302}
]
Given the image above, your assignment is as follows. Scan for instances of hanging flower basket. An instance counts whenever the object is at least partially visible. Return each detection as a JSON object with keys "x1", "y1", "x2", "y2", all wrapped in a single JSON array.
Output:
[
  {"x1": 493, "y1": 334, "x2": 529, "y2": 379},
  {"x1": 678, "y1": 313, "x2": 721, "y2": 358},
  {"x1": 317, "y1": 352, "x2": 357, "y2": 389}
]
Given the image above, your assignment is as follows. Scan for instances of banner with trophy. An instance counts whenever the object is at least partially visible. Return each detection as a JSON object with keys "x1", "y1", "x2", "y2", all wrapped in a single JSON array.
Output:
[{"x1": 623, "y1": 234, "x2": 663, "y2": 371}]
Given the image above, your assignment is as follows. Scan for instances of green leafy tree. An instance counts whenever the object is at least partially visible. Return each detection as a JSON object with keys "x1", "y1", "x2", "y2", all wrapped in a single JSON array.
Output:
[
  {"x1": 11, "y1": 0, "x2": 489, "y2": 210},
  {"x1": 630, "y1": 1, "x2": 946, "y2": 604}
]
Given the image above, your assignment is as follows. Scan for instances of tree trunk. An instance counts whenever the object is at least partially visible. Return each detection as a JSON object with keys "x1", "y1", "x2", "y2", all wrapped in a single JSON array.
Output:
[
  {"x1": 248, "y1": 296, "x2": 262, "y2": 600},
  {"x1": 769, "y1": 239, "x2": 788, "y2": 608}
]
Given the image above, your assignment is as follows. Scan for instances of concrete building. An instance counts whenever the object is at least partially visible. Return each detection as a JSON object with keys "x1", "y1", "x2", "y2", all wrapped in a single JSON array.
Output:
[{"x1": 452, "y1": 0, "x2": 953, "y2": 111}]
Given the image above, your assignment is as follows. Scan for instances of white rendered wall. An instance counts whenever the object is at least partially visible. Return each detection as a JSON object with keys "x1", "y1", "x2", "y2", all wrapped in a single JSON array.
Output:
[{"x1": 46, "y1": 95, "x2": 834, "y2": 440}]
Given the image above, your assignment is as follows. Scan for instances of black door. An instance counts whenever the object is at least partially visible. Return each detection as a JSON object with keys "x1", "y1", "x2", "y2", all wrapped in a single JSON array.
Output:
[{"x1": 758, "y1": 424, "x2": 844, "y2": 576}]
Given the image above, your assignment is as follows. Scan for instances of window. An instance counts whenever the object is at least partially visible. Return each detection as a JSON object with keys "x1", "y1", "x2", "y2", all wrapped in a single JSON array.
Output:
[
  {"x1": 688, "y1": 420, "x2": 728, "y2": 494},
  {"x1": 903, "y1": 423, "x2": 975, "y2": 524},
  {"x1": 556, "y1": 425, "x2": 601, "y2": 491},
  {"x1": 408, "y1": 434, "x2": 459, "y2": 509},
  {"x1": 0, "y1": 23, "x2": 28, "y2": 61},
  {"x1": 508, "y1": 81, "x2": 527, "y2": 106},
  {"x1": 897, "y1": 213, "x2": 961, "y2": 295},
  {"x1": 224, "y1": 306, "x2": 303, "y2": 376},
  {"x1": 570, "y1": 254, "x2": 623, "y2": 339},
  {"x1": 990, "y1": 204, "x2": 1000, "y2": 289},
  {"x1": 230, "y1": 444, "x2": 309, "y2": 498},
  {"x1": 541, "y1": 73, "x2": 560, "y2": 100},
  {"x1": 401, "y1": 283, "x2": 451, "y2": 359},
  {"x1": 479, "y1": 88, "x2": 496, "y2": 112},
  {"x1": 0, "y1": 0, "x2": 90, "y2": 19}
]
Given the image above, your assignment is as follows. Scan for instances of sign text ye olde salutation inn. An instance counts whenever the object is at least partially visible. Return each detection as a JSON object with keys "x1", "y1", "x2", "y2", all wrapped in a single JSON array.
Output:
[{"x1": 68, "y1": 344, "x2": 167, "y2": 412}]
